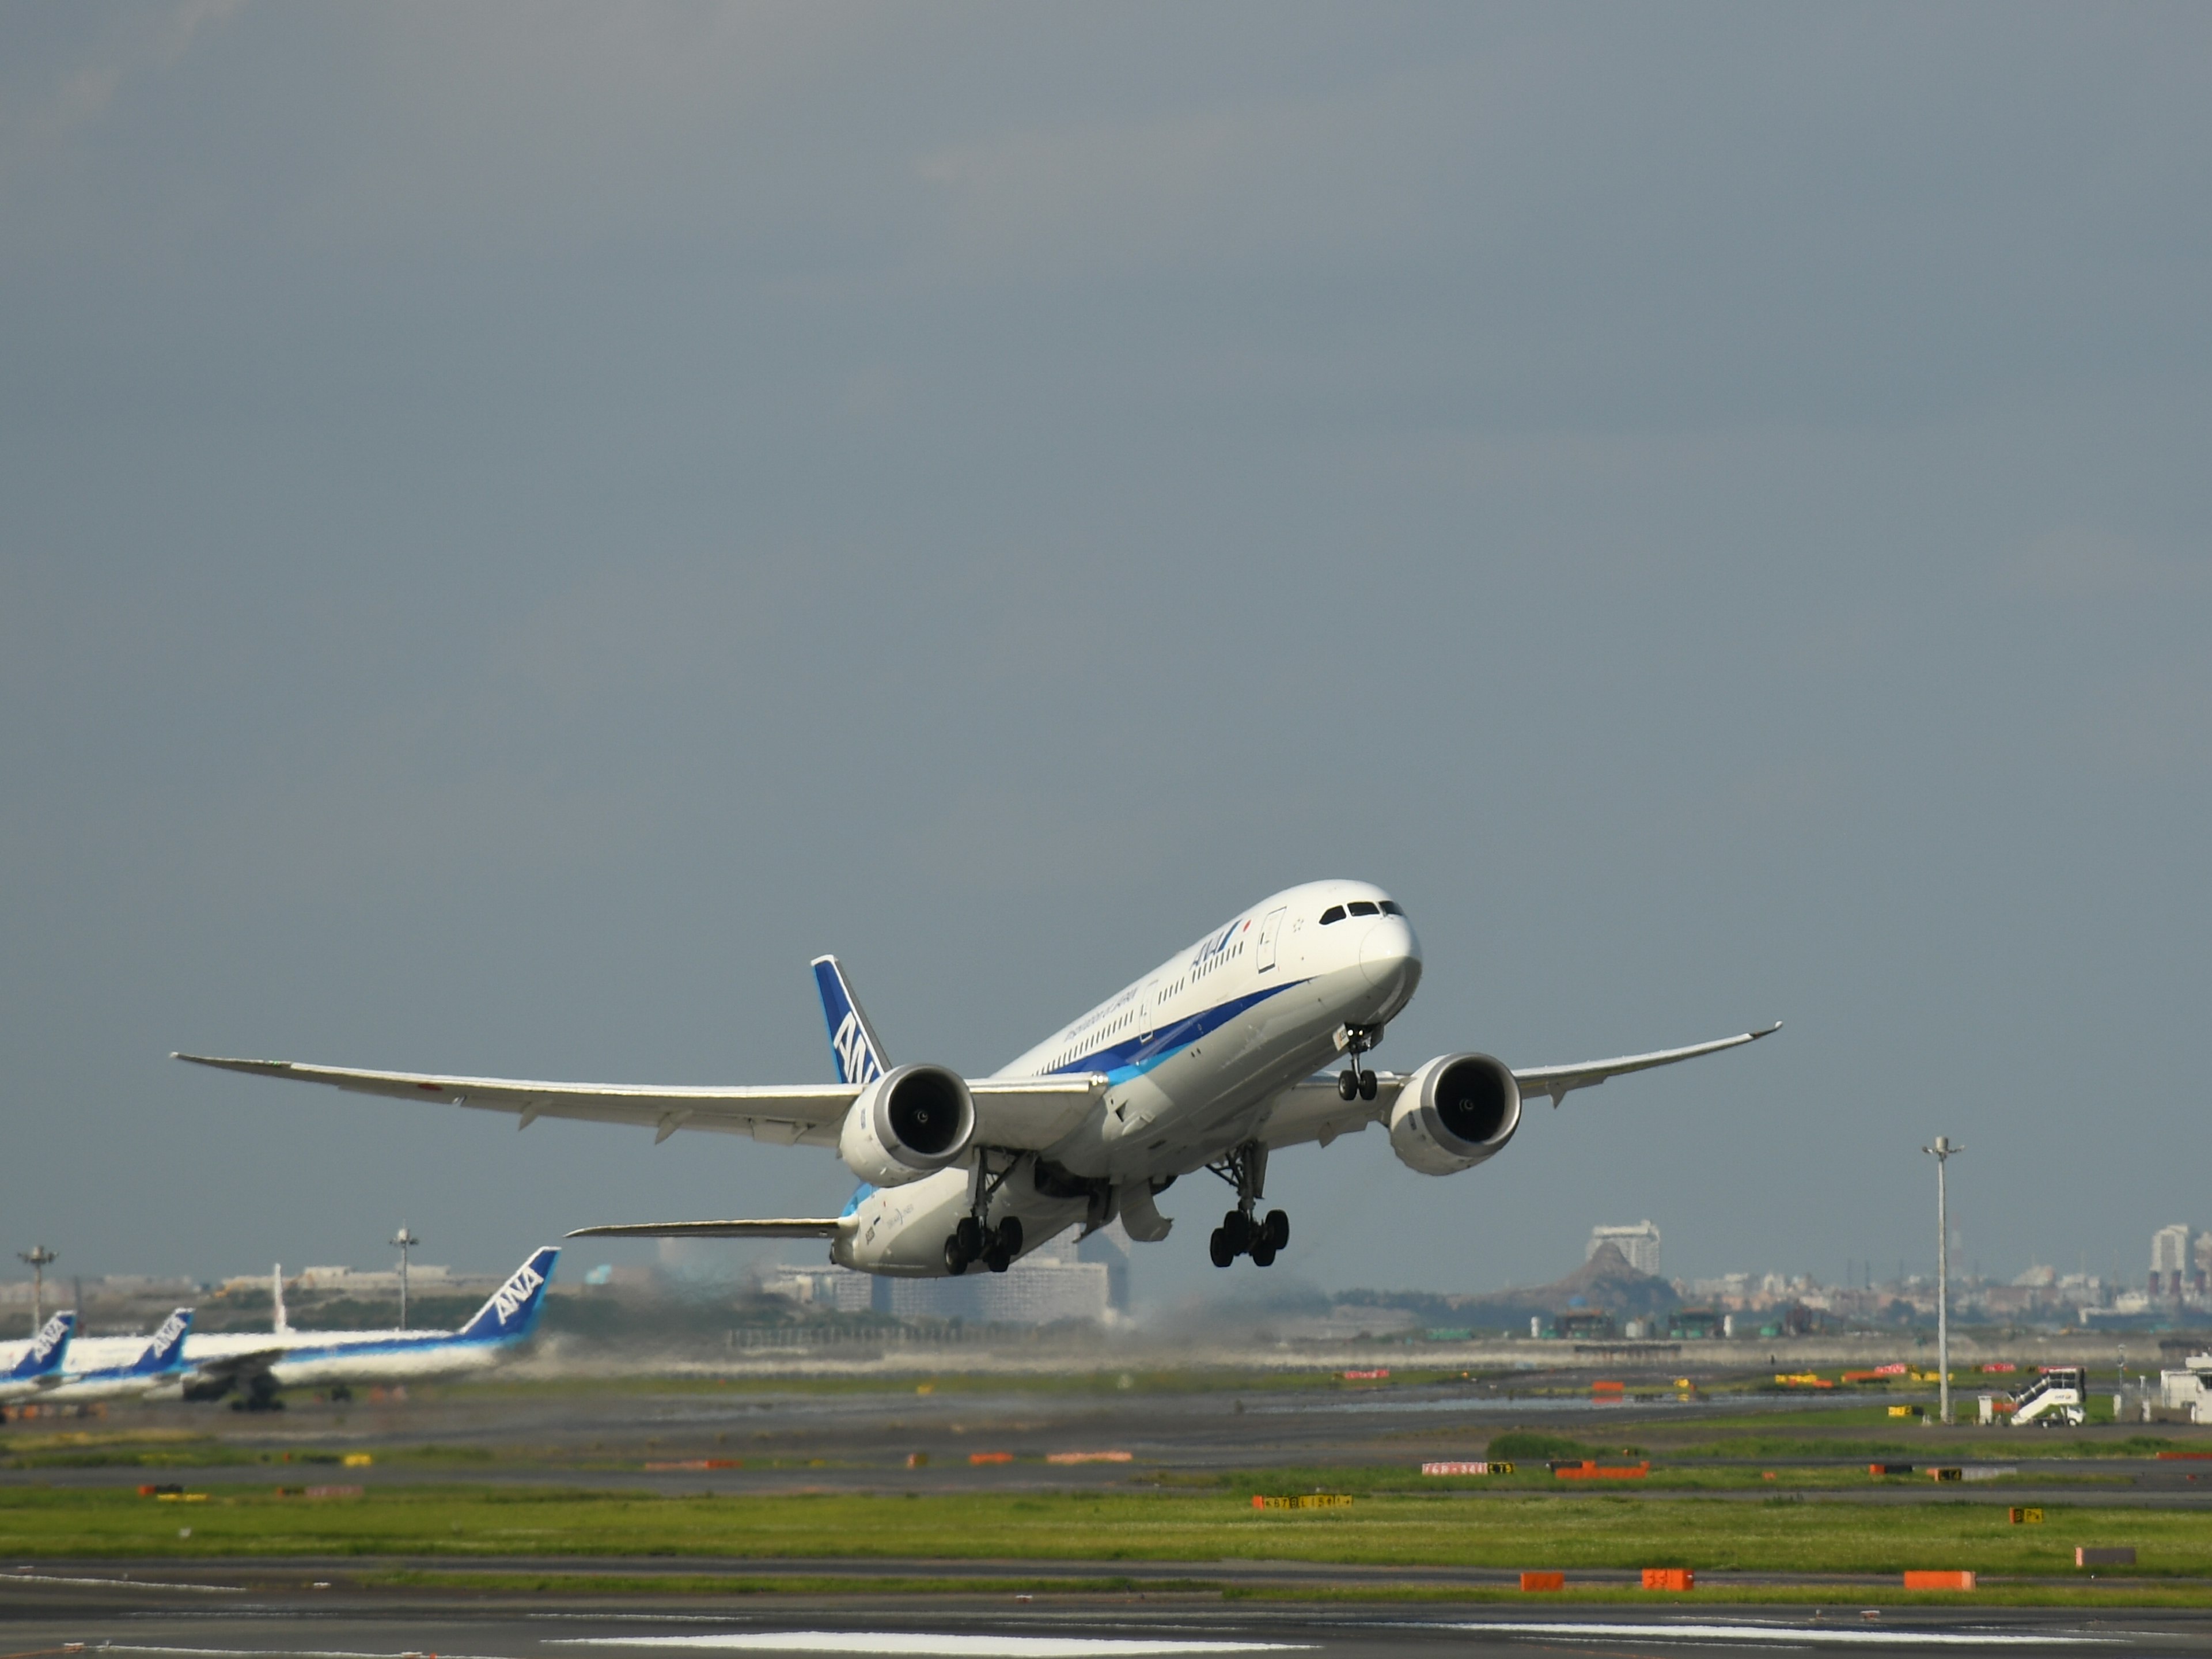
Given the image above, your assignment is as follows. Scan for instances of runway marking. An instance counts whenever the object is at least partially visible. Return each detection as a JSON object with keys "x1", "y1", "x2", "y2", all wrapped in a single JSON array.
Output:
[
  {"x1": 1431, "y1": 1621, "x2": 2114, "y2": 1647},
  {"x1": 0, "y1": 1574, "x2": 244, "y2": 1594},
  {"x1": 558, "y1": 1638, "x2": 1308, "y2": 1657}
]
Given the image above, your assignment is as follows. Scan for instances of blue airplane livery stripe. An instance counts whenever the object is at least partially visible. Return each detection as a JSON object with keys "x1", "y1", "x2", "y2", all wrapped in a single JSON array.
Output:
[{"x1": 1047, "y1": 980, "x2": 1308, "y2": 1081}]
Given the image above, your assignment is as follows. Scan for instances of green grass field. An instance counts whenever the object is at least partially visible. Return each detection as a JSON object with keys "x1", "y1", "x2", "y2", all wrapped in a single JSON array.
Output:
[{"x1": 3, "y1": 1483, "x2": 2206, "y2": 1582}]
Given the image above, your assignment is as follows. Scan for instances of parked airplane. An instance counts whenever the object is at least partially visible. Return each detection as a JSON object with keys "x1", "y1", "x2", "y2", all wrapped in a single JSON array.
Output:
[
  {"x1": 0, "y1": 1311, "x2": 76, "y2": 1402},
  {"x1": 179, "y1": 880, "x2": 1775, "y2": 1279},
  {"x1": 40, "y1": 1309, "x2": 192, "y2": 1403},
  {"x1": 173, "y1": 1246, "x2": 558, "y2": 1408}
]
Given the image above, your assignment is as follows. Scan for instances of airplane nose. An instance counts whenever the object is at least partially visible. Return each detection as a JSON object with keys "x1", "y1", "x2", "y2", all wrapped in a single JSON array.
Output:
[{"x1": 1359, "y1": 915, "x2": 1421, "y2": 987}]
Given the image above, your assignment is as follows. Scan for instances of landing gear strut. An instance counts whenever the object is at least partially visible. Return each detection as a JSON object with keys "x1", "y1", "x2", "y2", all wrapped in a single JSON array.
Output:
[
  {"x1": 944, "y1": 1150, "x2": 1024, "y2": 1275},
  {"x1": 1336, "y1": 1024, "x2": 1381, "y2": 1103},
  {"x1": 1205, "y1": 1141, "x2": 1289, "y2": 1268}
]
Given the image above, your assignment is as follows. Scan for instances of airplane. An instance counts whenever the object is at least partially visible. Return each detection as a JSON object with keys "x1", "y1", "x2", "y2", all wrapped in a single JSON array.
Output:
[
  {"x1": 39, "y1": 1308, "x2": 193, "y2": 1403},
  {"x1": 173, "y1": 1246, "x2": 559, "y2": 1408},
  {"x1": 0, "y1": 1310, "x2": 76, "y2": 1402},
  {"x1": 177, "y1": 880, "x2": 1777, "y2": 1279}
]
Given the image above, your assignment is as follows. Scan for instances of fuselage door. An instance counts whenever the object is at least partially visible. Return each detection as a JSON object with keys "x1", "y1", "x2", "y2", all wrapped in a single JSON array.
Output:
[
  {"x1": 1138, "y1": 978, "x2": 1158, "y2": 1041},
  {"x1": 1256, "y1": 907, "x2": 1287, "y2": 972}
]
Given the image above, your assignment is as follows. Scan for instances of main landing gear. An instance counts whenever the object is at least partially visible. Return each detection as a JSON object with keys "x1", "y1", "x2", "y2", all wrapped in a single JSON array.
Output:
[
  {"x1": 1336, "y1": 1024, "x2": 1381, "y2": 1103},
  {"x1": 1205, "y1": 1141, "x2": 1289, "y2": 1269},
  {"x1": 944, "y1": 1149, "x2": 1024, "y2": 1275}
]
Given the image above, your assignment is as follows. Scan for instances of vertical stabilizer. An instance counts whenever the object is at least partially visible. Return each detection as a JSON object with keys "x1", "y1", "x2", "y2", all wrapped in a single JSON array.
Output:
[
  {"x1": 457, "y1": 1247, "x2": 560, "y2": 1342},
  {"x1": 7, "y1": 1310, "x2": 74, "y2": 1381},
  {"x1": 129, "y1": 1309, "x2": 194, "y2": 1376},
  {"x1": 272, "y1": 1264, "x2": 290, "y2": 1336},
  {"x1": 811, "y1": 956, "x2": 889, "y2": 1085}
]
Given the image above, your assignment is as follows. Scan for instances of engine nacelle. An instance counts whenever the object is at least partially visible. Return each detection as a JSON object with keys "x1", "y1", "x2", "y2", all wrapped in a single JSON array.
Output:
[
  {"x1": 1388, "y1": 1052, "x2": 1522, "y2": 1176},
  {"x1": 837, "y1": 1063, "x2": 977, "y2": 1187}
]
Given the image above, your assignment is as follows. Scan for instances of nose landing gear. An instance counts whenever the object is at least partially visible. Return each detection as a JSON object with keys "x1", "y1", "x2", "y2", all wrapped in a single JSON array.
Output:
[
  {"x1": 1204, "y1": 1141, "x2": 1289, "y2": 1268},
  {"x1": 1336, "y1": 1025, "x2": 1381, "y2": 1102}
]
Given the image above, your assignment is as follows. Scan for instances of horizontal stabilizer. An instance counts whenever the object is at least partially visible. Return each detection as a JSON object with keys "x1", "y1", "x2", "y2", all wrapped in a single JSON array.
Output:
[{"x1": 567, "y1": 1218, "x2": 855, "y2": 1239}]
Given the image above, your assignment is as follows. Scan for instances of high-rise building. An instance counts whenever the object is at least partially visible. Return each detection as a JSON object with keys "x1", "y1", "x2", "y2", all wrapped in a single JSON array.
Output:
[
  {"x1": 1588, "y1": 1221, "x2": 1662, "y2": 1277},
  {"x1": 2150, "y1": 1224, "x2": 2193, "y2": 1296}
]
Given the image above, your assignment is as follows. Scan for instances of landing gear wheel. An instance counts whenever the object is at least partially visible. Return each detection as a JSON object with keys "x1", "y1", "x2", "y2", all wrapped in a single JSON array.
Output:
[
  {"x1": 1358, "y1": 1069, "x2": 1378, "y2": 1103},
  {"x1": 944, "y1": 1236, "x2": 971, "y2": 1275},
  {"x1": 1249, "y1": 1241, "x2": 1276, "y2": 1267},
  {"x1": 1208, "y1": 1228, "x2": 1236, "y2": 1268},
  {"x1": 1221, "y1": 1209, "x2": 1253, "y2": 1253},
  {"x1": 996, "y1": 1215, "x2": 1024, "y2": 1256},
  {"x1": 1262, "y1": 1209, "x2": 1290, "y2": 1251},
  {"x1": 956, "y1": 1215, "x2": 984, "y2": 1257},
  {"x1": 1338, "y1": 1069, "x2": 1359, "y2": 1101},
  {"x1": 984, "y1": 1244, "x2": 1013, "y2": 1273}
]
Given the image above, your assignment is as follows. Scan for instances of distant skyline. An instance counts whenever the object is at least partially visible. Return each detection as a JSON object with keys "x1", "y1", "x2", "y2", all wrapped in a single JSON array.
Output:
[{"x1": 4, "y1": 6, "x2": 2207, "y2": 1306}]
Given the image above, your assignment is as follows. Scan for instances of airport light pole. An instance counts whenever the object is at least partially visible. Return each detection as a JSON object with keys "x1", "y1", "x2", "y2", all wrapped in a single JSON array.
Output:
[
  {"x1": 17, "y1": 1247, "x2": 58, "y2": 1328},
  {"x1": 1921, "y1": 1137, "x2": 1962, "y2": 1425},
  {"x1": 391, "y1": 1228, "x2": 420, "y2": 1330}
]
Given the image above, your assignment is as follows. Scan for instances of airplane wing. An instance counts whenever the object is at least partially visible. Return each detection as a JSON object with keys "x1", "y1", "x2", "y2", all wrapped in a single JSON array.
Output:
[
  {"x1": 1509, "y1": 1023, "x2": 1781, "y2": 1106},
  {"x1": 173, "y1": 1054, "x2": 1104, "y2": 1151},
  {"x1": 566, "y1": 1218, "x2": 855, "y2": 1239},
  {"x1": 1258, "y1": 1022, "x2": 1780, "y2": 1146}
]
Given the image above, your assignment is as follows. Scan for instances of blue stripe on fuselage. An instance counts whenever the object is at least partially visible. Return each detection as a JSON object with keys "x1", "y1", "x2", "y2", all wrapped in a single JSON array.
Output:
[{"x1": 1047, "y1": 980, "x2": 1306, "y2": 1081}]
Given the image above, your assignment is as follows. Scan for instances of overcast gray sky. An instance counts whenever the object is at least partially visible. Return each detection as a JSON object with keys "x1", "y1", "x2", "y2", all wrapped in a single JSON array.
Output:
[{"x1": 3, "y1": 3, "x2": 2207, "y2": 1309}]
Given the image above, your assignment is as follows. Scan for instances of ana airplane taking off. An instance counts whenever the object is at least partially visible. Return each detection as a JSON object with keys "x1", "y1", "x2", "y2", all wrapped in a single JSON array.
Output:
[
  {"x1": 179, "y1": 881, "x2": 1775, "y2": 1279},
  {"x1": 174, "y1": 1247, "x2": 559, "y2": 1408},
  {"x1": 0, "y1": 1311, "x2": 75, "y2": 1402}
]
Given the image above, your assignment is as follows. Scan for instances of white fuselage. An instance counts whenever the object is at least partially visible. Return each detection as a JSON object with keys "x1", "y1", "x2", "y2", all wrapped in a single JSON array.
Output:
[{"x1": 835, "y1": 880, "x2": 1419, "y2": 1277}]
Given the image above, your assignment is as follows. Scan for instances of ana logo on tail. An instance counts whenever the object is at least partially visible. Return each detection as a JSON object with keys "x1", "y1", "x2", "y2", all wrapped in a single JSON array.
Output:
[
  {"x1": 460, "y1": 1247, "x2": 560, "y2": 1339},
  {"x1": 833, "y1": 1012, "x2": 881, "y2": 1086},
  {"x1": 490, "y1": 1262, "x2": 544, "y2": 1323}
]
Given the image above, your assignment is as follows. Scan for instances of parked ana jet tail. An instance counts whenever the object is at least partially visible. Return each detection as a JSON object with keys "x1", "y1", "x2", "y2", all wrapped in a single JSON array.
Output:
[
  {"x1": 41, "y1": 1309, "x2": 192, "y2": 1403},
  {"x1": 178, "y1": 881, "x2": 1777, "y2": 1279},
  {"x1": 176, "y1": 1246, "x2": 559, "y2": 1409},
  {"x1": 0, "y1": 1311, "x2": 76, "y2": 1402}
]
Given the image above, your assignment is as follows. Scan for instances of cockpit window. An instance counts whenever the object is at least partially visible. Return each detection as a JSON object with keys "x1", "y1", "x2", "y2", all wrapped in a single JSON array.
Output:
[
  {"x1": 1318, "y1": 905, "x2": 1346, "y2": 925},
  {"x1": 1346, "y1": 900, "x2": 1380, "y2": 917},
  {"x1": 1379, "y1": 899, "x2": 1404, "y2": 916}
]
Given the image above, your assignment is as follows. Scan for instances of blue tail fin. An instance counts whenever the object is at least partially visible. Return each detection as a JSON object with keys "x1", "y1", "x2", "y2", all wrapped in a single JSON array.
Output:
[
  {"x1": 812, "y1": 955, "x2": 888, "y2": 1085},
  {"x1": 130, "y1": 1309, "x2": 193, "y2": 1376},
  {"x1": 8, "y1": 1310, "x2": 73, "y2": 1381},
  {"x1": 458, "y1": 1246, "x2": 559, "y2": 1342}
]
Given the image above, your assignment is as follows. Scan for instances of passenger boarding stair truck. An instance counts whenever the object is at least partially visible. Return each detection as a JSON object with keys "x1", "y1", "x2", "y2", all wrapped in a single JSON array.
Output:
[{"x1": 2009, "y1": 1366, "x2": 2086, "y2": 1427}]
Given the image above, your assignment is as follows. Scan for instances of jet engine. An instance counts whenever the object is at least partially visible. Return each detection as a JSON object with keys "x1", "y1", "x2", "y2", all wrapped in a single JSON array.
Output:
[
  {"x1": 1387, "y1": 1052, "x2": 1521, "y2": 1176},
  {"x1": 836, "y1": 1063, "x2": 977, "y2": 1186}
]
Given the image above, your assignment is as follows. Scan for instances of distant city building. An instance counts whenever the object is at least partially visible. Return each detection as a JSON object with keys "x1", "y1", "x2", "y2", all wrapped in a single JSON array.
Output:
[
  {"x1": 759, "y1": 1264, "x2": 874, "y2": 1313},
  {"x1": 879, "y1": 1234, "x2": 1111, "y2": 1325},
  {"x1": 1588, "y1": 1221, "x2": 1661, "y2": 1277},
  {"x1": 2152, "y1": 1224, "x2": 2194, "y2": 1296}
]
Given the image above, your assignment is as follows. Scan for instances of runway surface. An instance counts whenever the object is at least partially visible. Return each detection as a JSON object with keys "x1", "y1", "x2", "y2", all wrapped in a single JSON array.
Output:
[
  {"x1": 7, "y1": 1379, "x2": 2209, "y2": 1508},
  {"x1": 4, "y1": 1575, "x2": 2210, "y2": 1659}
]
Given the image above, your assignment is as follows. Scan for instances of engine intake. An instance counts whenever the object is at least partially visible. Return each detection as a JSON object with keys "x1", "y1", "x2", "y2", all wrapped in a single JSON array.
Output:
[
  {"x1": 838, "y1": 1063, "x2": 977, "y2": 1187},
  {"x1": 1388, "y1": 1052, "x2": 1521, "y2": 1176}
]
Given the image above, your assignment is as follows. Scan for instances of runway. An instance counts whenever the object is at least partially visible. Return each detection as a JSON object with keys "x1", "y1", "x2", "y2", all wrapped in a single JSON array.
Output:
[
  {"x1": 3, "y1": 1575, "x2": 2209, "y2": 1659},
  {"x1": 7, "y1": 1379, "x2": 2208, "y2": 1508}
]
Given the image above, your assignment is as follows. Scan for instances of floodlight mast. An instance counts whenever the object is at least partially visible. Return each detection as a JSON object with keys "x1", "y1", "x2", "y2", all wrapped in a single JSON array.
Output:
[
  {"x1": 391, "y1": 1227, "x2": 421, "y2": 1331},
  {"x1": 16, "y1": 1247, "x2": 58, "y2": 1328},
  {"x1": 1921, "y1": 1137, "x2": 1963, "y2": 1425}
]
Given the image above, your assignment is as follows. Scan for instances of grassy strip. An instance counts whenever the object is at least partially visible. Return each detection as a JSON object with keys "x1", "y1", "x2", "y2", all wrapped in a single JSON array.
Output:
[{"x1": 5, "y1": 1484, "x2": 2210, "y2": 1579}]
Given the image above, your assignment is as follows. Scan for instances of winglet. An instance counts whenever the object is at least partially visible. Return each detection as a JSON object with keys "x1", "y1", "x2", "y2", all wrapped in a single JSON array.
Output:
[
  {"x1": 811, "y1": 956, "x2": 889, "y2": 1086},
  {"x1": 7, "y1": 1310, "x2": 74, "y2": 1381},
  {"x1": 457, "y1": 1247, "x2": 559, "y2": 1342}
]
